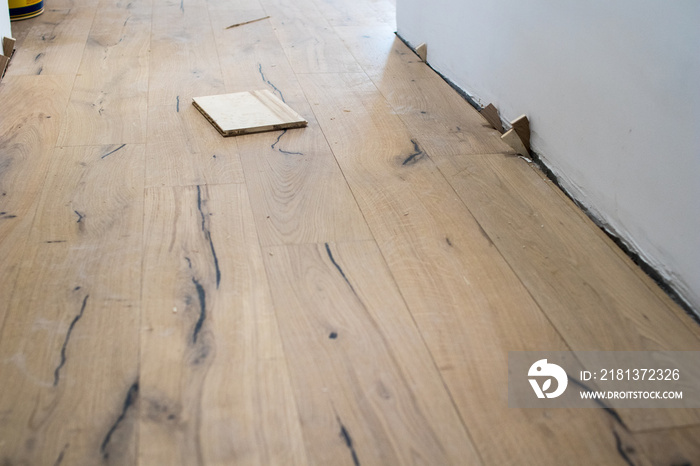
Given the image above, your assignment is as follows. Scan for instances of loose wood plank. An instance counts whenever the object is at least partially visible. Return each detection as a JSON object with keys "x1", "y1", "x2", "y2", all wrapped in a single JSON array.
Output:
[
  {"x1": 193, "y1": 90, "x2": 308, "y2": 137},
  {"x1": 0, "y1": 144, "x2": 145, "y2": 465},
  {"x1": 262, "y1": 240, "x2": 484, "y2": 465},
  {"x1": 298, "y1": 71, "x2": 652, "y2": 465},
  {"x1": 140, "y1": 184, "x2": 307, "y2": 465}
]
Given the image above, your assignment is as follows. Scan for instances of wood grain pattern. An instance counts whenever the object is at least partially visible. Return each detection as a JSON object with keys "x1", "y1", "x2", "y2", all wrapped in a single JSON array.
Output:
[
  {"x1": 2, "y1": 0, "x2": 698, "y2": 462},
  {"x1": 210, "y1": 10, "x2": 308, "y2": 109},
  {"x1": 298, "y1": 71, "x2": 655, "y2": 465},
  {"x1": 209, "y1": 16, "x2": 372, "y2": 246},
  {"x1": 525, "y1": 162, "x2": 700, "y2": 341},
  {"x1": 334, "y1": 26, "x2": 512, "y2": 156},
  {"x1": 149, "y1": 2, "x2": 226, "y2": 107},
  {"x1": 236, "y1": 124, "x2": 374, "y2": 246},
  {"x1": 261, "y1": 0, "x2": 364, "y2": 74},
  {"x1": 140, "y1": 183, "x2": 307, "y2": 465},
  {"x1": 4, "y1": 8, "x2": 95, "y2": 77},
  {"x1": 435, "y1": 153, "x2": 700, "y2": 430},
  {"x1": 58, "y1": 0, "x2": 151, "y2": 146},
  {"x1": 435, "y1": 153, "x2": 700, "y2": 354},
  {"x1": 310, "y1": 0, "x2": 395, "y2": 27},
  {"x1": 0, "y1": 75, "x2": 72, "y2": 328},
  {"x1": 145, "y1": 104, "x2": 245, "y2": 188},
  {"x1": 0, "y1": 144, "x2": 145, "y2": 465},
  {"x1": 262, "y1": 240, "x2": 484, "y2": 465}
]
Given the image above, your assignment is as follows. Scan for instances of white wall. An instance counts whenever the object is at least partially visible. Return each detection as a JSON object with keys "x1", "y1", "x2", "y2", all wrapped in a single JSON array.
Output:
[
  {"x1": 397, "y1": 0, "x2": 700, "y2": 311},
  {"x1": 1, "y1": 0, "x2": 11, "y2": 46}
]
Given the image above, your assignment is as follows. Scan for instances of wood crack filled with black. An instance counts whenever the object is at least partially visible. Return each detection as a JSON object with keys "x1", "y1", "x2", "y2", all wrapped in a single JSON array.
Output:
[
  {"x1": 191, "y1": 276, "x2": 207, "y2": 344},
  {"x1": 337, "y1": 416, "x2": 361, "y2": 466},
  {"x1": 401, "y1": 139, "x2": 427, "y2": 166},
  {"x1": 196, "y1": 186, "x2": 221, "y2": 288},
  {"x1": 100, "y1": 143, "x2": 126, "y2": 159},
  {"x1": 258, "y1": 63, "x2": 286, "y2": 102},
  {"x1": 53, "y1": 294, "x2": 89, "y2": 386},
  {"x1": 100, "y1": 380, "x2": 139, "y2": 460},
  {"x1": 325, "y1": 243, "x2": 358, "y2": 297},
  {"x1": 271, "y1": 129, "x2": 304, "y2": 155}
]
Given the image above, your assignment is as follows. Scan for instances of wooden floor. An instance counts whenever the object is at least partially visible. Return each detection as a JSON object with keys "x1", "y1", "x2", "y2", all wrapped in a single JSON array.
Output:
[{"x1": 1, "y1": 0, "x2": 699, "y2": 464}]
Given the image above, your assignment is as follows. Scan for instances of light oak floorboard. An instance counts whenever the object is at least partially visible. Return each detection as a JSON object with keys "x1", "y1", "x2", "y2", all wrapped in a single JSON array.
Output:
[
  {"x1": 1, "y1": 0, "x2": 698, "y2": 463},
  {"x1": 262, "y1": 0, "x2": 364, "y2": 74},
  {"x1": 0, "y1": 144, "x2": 145, "y2": 465},
  {"x1": 58, "y1": 0, "x2": 152, "y2": 146},
  {"x1": 149, "y1": 2, "x2": 226, "y2": 107},
  {"x1": 0, "y1": 75, "x2": 73, "y2": 329},
  {"x1": 435, "y1": 153, "x2": 700, "y2": 430},
  {"x1": 146, "y1": 104, "x2": 245, "y2": 187},
  {"x1": 298, "y1": 71, "x2": 655, "y2": 465},
  {"x1": 335, "y1": 26, "x2": 511, "y2": 156},
  {"x1": 140, "y1": 183, "x2": 307, "y2": 465},
  {"x1": 527, "y1": 162, "x2": 700, "y2": 341},
  {"x1": 634, "y1": 425, "x2": 700, "y2": 466},
  {"x1": 262, "y1": 240, "x2": 483, "y2": 465},
  {"x1": 4, "y1": 7, "x2": 96, "y2": 77}
]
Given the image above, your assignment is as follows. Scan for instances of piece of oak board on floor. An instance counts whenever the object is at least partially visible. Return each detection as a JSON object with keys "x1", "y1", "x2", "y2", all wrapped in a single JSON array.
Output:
[
  {"x1": 210, "y1": 17, "x2": 373, "y2": 246},
  {"x1": 192, "y1": 90, "x2": 308, "y2": 137}
]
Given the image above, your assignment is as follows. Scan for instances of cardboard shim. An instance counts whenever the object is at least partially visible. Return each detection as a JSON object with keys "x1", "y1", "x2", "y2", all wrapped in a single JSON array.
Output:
[
  {"x1": 416, "y1": 43, "x2": 427, "y2": 62},
  {"x1": 193, "y1": 90, "x2": 307, "y2": 137},
  {"x1": 510, "y1": 114, "x2": 530, "y2": 152},
  {"x1": 501, "y1": 128, "x2": 528, "y2": 156},
  {"x1": 3, "y1": 37, "x2": 15, "y2": 58},
  {"x1": 481, "y1": 103, "x2": 504, "y2": 133},
  {"x1": 0, "y1": 56, "x2": 9, "y2": 81}
]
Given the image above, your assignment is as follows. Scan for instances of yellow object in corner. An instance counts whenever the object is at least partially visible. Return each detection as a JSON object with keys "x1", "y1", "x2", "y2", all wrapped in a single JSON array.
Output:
[{"x1": 9, "y1": 0, "x2": 44, "y2": 21}]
